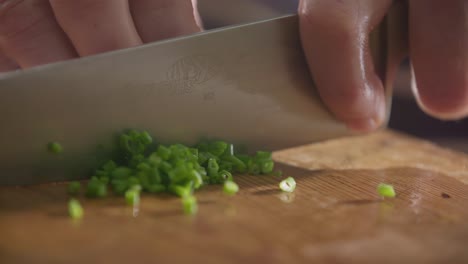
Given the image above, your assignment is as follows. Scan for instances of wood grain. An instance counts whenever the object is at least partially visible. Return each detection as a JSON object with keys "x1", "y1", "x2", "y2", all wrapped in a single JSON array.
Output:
[
  {"x1": 1, "y1": 130, "x2": 468, "y2": 264},
  {"x1": 274, "y1": 130, "x2": 468, "y2": 183}
]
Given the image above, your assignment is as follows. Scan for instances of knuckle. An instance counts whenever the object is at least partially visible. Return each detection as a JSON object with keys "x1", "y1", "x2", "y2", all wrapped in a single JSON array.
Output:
[
  {"x1": 0, "y1": 0, "x2": 47, "y2": 42},
  {"x1": 50, "y1": 0, "x2": 109, "y2": 19},
  {"x1": 299, "y1": 1, "x2": 360, "y2": 40}
]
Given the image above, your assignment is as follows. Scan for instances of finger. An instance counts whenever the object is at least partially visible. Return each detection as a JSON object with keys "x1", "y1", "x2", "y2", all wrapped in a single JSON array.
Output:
[
  {"x1": 49, "y1": 0, "x2": 142, "y2": 56},
  {"x1": 191, "y1": 0, "x2": 204, "y2": 29},
  {"x1": 129, "y1": 0, "x2": 201, "y2": 43},
  {"x1": 0, "y1": 50, "x2": 19, "y2": 73},
  {"x1": 410, "y1": 0, "x2": 468, "y2": 119},
  {"x1": 299, "y1": 0, "x2": 392, "y2": 132},
  {"x1": 0, "y1": 0, "x2": 77, "y2": 68}
]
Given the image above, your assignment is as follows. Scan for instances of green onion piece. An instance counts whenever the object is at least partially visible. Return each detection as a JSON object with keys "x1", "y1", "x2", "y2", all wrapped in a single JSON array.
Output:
[
  {"x1": 130, "y1": 184, "x2": 142, "y2": 192},
  {"x1": 84, "y1": 130, "x2": 279, "y2": 203},
  {"x1": 125, "y1": 188, "x2": 140, "y2": 206},
  {"x1": 223, "y1": 181, "x2": 239, "y2": 195},
  {"x1": 129, "y1": 154, "x2": 145, "y2": 168},
  {"x1": 227, "y1": 143, "x2": 234, "y2": 155},
  {"x1": 137, "y1": 162, "x2": 151, "y2": 171},
  {"x1": 159, "y1": 161, "x2": 172, "y2": 173},
  {"x1": 218, "y1": 170, "x2": 233, "y2": 182},
  {"x1": 181, "y1": 195, "x2": 198, "y2": 215},
  {"x1": 191, "y1": 170, "x2": 203, "y2": 189},
  {"x1": 208, "y1": 141, "x2": 228, "y2": 156},
  {"x1": 68, "y1": 199, "x2": 83, "y2": 219},
  {"x1": 47, "y1": 142, "x2": 63, "y2": 154},
  {"x1": 86, "y1": 178, "x2": 107, "y2": 198},
  {"x1": 260, "y1": 160, "x2": 274, "y2": 174},
  {"x1": 207, "y1": 158, "x2": 219, "y2": 177},
  {"x1": 255, "y1": 151, "x2": 272, "y2": 160},
  {"x1": 137, "y1": 172, "x2": 150, "y2": 189},
  {"x1": 99, "y1": 176, "x2": 109, "y2": 184},
  {"x1": 235, "y1": 154, "x2": 250, "y2": 164},
  {"x1": 147, "y1": 154, "x2": 161, "y2": 167},
  {"x1": 127, "y1": 176, "x2": 140, "y2": 188},
  {"x1": 145, "y1": 184, "x2": 166, "y2": 193},
  {"x1": 67, "y1": 181, "x2": 81, "y2": 195},
  {"x1": 197, "y1": 152, "x2": 209, "y2": 165},
  {"x1": 157, "y1": 145, "x2": 171, "y2": 160},
  {"x1": 111, "y1": 167, "x2": 133, "y2": 179},
  {"x1": 377, "y1": 183, "x2": 396, "y2": 198},
  {"x1": 247, "y1": 162, "x2": 260, "y2": 175},
  {"x1": 219, "y1": 162, "x2": 233, "y2": 172},
  {"x1": 169, "y1": 144, "x2": 188, "y2": 158},
  {"x1": 112, "y1": 181, "x2": 129, "y2": 195},
  {"x1": 279, "y1": 177, "x2": 296, "y2": 193},
  {"x1": 169, "y1": 184, "x2": 192, "y2": 198},
  {"x1": 189, "y1": 148, "x2": 199, "y2": 159},
  {"x1": 140, "y1": 131, "x2": 153, "y2": 145},
  {"x1": 119, "y1": 130, "x2": 152, "y2": 155},
  {"x1": 102, "y1": 160, "x2": 117, "y2": 171},
  {"x1": 223, "y1": 155, "x2": 246, "y2": 173}
]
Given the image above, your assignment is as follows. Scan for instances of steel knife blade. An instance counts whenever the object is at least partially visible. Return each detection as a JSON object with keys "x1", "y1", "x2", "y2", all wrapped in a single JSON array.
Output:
[{"x1": 0, "y1": 12, "x2": 401, "y2": 185}]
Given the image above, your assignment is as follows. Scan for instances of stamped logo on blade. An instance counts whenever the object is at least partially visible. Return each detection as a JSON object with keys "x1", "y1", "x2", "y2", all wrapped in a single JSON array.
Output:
[{"x1": 166, "y1": 55, "x2": 220, "y2": 93}]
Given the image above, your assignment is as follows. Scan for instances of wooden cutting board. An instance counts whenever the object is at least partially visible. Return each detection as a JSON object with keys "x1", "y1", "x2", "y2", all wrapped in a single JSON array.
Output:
[{"x1": 1, "y1": 130, "x2": 467, "y2": 264}]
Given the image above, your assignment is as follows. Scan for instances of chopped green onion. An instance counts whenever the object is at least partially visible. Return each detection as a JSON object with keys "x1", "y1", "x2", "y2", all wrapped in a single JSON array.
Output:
[
  {"x1": 218, "y1": 170, "x2": 233, "y2": 182},
  {"x1": 112, "y1": 181, "x2": 129, "y2": 195},
  {"x1": 260, "y1": 160, "x2": 274, "y2": 174},
  {"x1": 68, "y1": 199, "x2": 83, "y2": 219},
  {"x1": 219, "y1": 162, "x2": 233, "y2": 172},
  {"x1": 62, "y1": 130, "x2": 278, "y2": 210},
  {"x1": 255, "y1": 151, "x2": 272, "y2": 160},
  {"x1": 146, "y1": 184, "x2": 166, "y2": 193},
  {"x1": 67, "y1": 181, "x2": 81, "y2": 195},
  {"x1": 191, "y1": 170, "x2": 203, "y2": 189},
  {"x1": 377, "y1": 183, "x2": 396, "y2": 198},
  {"x1": 248, "y1": 162, "x2": 260, "y2": 175},
  {"x1": 86, "y1": 178, "x2": 107, "y2": 198},
  {"x1": 227, "y1": 143, "x2": 234, "y2": 155},
  {"x1": 130, "y1": 184, "x2": 142, "y2": 192},
  {"x1": 181, "y1": 195, "x2": 198, "y2": 215},
  {"x1": 207, "y1": 158, "x2": 219, "y2": 177},
  {"x1": 125, "y1": 186, "x2": 141, "y2": 206},
  {"x1": 140, "y1": 131, "x2": 153, "y2": 145},
  {"x1": 157, "y1": 145, "x2": 171, "y2": 160},
  {"x1": 127, "y1": 176, "x2": 140, "y2": 187},
  {"x1": 223, "y1": 155, "x2": 246, "y2": 173},
  {"x1": 235, "y1": 154, "x2": 250, "y2": 164},
  {"x1": 169, "y1": 184, "x2": 192, "y2": 198},
  {"x1": 102, "y1": 160, "x2": 117, "y2": 171},
  {"x1": 47, "y1": 142, "x2": 63, "y2": 154},
  {"x1": 111, "y1": 167, "x2": 132, "y2": 178},
  {"x1": 98, "y1": 176, "x2": 109, "y2": 184},
  {"x1": 223, "y1": 181, "x2": 239, "y2": 195},
  {"x1": 119, "y1": 130, "x2": 152, "y2": 155},
  {"x1": 207, "y1": 141, "x2": 228, "y2": 156},
  {"x1": 279, "y1": 177, "x2": 296, "y2": 193}
]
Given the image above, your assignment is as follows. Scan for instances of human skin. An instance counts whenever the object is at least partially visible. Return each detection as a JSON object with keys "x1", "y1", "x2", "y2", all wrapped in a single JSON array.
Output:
[{"x1": 0, "y1": 0, "x2": 466, "y2": 131}]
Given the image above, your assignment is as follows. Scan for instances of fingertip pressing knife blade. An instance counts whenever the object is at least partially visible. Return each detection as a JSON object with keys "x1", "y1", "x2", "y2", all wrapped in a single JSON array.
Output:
[{"x1": 0, "y1": 5, "x2": 406, "y2": 184}]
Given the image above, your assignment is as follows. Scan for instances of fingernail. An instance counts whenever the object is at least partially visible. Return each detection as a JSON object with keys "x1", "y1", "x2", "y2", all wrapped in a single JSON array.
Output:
[
  {"x1": 346, "y1": 103, "x2": 386, "y2": 132},
  {"x1": 375, "y1": 97, "x2": 387, "y2": 125},
  {"x1": 346, "y1": 118, "x2": 378, "y2": 132}
]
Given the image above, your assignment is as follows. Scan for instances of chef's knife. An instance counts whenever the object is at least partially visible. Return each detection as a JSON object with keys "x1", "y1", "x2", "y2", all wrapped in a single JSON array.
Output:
[{"x1": 0, "y1": 4, "x2": 406, "y2": 185}]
